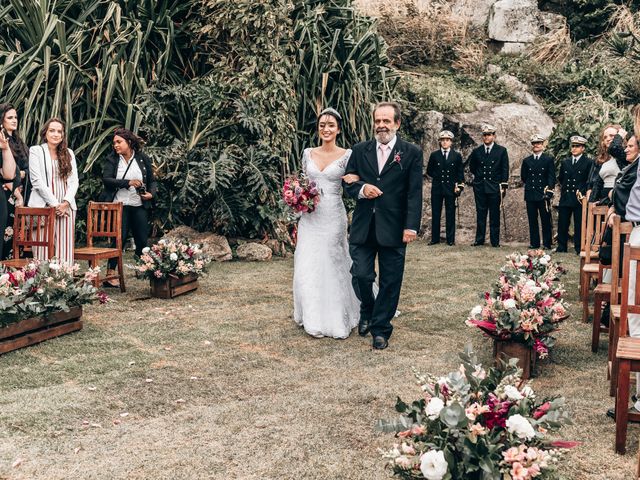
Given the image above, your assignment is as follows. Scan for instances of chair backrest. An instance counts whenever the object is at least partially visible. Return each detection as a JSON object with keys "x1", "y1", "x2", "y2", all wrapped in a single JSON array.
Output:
[
  {"x1": 11, "y1": 207, "x2": 55, "y2": 260},
  {"x1": 580, "y1": 196, "x2": 589, "y2": 252},
  {"x1": 86, "y1": 201, "x2": 123, "y2": 248},
  {"x1": 610, "y1": 216, "x2": 634, "y2": 305},
  {"x1": 619, "y1": 243, "x2": 640, "y2": 338},
  {"x1": 584, "y1": 203, "x2": 609, "y2": 263}
]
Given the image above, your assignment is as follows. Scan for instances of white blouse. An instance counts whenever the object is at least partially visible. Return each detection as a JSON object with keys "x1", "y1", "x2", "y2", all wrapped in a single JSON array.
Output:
[{"x1": 599, "y1": 157, "x2": 621, "y2": 189}]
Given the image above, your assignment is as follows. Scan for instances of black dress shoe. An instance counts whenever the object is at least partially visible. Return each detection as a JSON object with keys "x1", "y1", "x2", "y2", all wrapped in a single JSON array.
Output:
[
  {"x1": 447, "y1": 242, "x2": 455, "y2": 246},
  {"x1": 528, "y1": 245, "x2": 539, "y2": 249},
  {"x1": 358, "y1": 320, "x2": 370, "y2": 337},
  {"x1": 491, "y1": 244, "x2": 500, "y2": 248},
  {"x1": 372, "y1": 336, "x2": 388, "y2": 350},
  {"x1": 543, "y1": 245, "x2": 551, "y2": 250},
  {"x1": 428, "y1": 240, "x2": 440, "y2": 245},
  {"x1": 472, "y1": 241, "x2": 484, "y2": 246},
  {"x1": 554, "y1": 248, "x2": 567, "y2": 253},
  {"x1": 607, "y1": 406, "x2": 640, "y2": 421}
]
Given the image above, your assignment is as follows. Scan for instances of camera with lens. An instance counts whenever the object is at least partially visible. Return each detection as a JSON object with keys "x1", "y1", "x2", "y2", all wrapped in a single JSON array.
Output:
[{"x1": 136, "y1": 184, "x2": 147, "y2": 196}]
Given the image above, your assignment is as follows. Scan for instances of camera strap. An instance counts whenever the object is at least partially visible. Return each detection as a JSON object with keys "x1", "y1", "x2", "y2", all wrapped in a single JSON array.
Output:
[{"x1": 118, "y1": 157, "x2": 135, "y2": 181}]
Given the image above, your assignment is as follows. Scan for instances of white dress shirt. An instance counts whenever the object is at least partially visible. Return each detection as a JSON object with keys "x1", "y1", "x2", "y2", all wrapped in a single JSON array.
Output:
[{"x1": 114, "y1": 153, "x2": 143, "y2": 207}]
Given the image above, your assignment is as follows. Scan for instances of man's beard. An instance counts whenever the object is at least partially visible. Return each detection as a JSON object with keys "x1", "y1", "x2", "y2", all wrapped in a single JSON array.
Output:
[{"x1": 375, "y1": 127, "x2": 397, "y2": 145}]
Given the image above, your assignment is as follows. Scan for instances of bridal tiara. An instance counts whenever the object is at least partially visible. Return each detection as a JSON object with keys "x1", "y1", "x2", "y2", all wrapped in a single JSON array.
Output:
[{"x1": 319, "y1": 107, "x2": 342, "y2": 120}]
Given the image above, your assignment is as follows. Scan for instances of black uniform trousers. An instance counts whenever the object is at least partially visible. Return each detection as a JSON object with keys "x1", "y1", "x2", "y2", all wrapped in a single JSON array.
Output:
[
  {"x1": 349, "y1": 216, "x2": 406, "y2": 340},
  {"x1": 526, "y1": 200, "x2": 552, "y2": 249},
  {"x1": 473, "y1": 188, "x2": 501, "y2": 246},
  {"x1": 108, "y1": 205, "x2": 149, "y2": 269},
  {"x1": 557, "y1": 206, "x2": 582, "y2": 253},
  {"x1": 431, "y1": 192, "x2": 456, "y2": 244}
]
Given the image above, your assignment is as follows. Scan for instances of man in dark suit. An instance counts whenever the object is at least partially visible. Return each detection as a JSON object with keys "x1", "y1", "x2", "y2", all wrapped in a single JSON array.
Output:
[
  {"x1": 520, "y1": 134, "x2": 556, "y2": 249},
  {"x1": 343, "y1": 102, "x2": 423, "y2": 350},
  {"x1": 427, "y1": 130, "x2": 464, "y2": 246},
  {"x1": 467, "y1": 124, "x2": 510, "y2": 247},
  {"x1": 557, "y1": 135, "x2": 592, "y2": 254}
]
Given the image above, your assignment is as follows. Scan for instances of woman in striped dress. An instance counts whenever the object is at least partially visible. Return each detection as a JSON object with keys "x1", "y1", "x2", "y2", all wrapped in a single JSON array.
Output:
[{"x1": 28, "y1": 118, "x2": 79, "y2": 266}]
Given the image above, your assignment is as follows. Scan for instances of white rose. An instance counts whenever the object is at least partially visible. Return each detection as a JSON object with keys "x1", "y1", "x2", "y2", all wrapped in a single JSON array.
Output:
[
  {"x1": 521, "y1": 385, "x2": 535, "y2": 398},
  {"x1": 503, "y1": 385, "x2": 524, "y2": 401},
  {"x1": 142, "y1": 247, "x2": 150, "y2": 254},
  {"x1": 420, "y1": 450, "x2": 448, "y2": 480},
  {"x1": 425, "y1": 397, "x2": 445, "y2": 420},
  {"x1": 49, "y1": 263, "x2": 61, "y2": 271},
  {"x1": 471, "y1": 305, "x2": 483, "y2": 317},
  {"x1": 539, "y1": 257, "x2": 549, "y2": 265},
  {"x1": 506, "y1": 414, "x2": 536, "y2": 440},
  {"x1": 170, "y1": 253, "x2": 178, "y2": 261},
  {"x1": 503, "y1": 298, "x2": 516, "y2": 309}
]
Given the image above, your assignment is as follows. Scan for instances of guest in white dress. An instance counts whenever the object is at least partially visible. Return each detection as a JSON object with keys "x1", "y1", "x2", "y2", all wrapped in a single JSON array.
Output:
[
  {"x1": 293, "y1": 108, "x2": 361, "y2": 339},
  {"x1": 28, "y1": 118, "x2": 79, "y2": 266}
]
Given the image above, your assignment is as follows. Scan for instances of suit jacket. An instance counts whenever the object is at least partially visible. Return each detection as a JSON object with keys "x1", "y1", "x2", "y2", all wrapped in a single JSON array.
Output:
[
  {"x1": 427, "y1": 149, "x2": 464, "y2": 197},
  {"x1": 520, "y1": 153, "x2": 555, "y2": 202},
  {"x1": 343, "y1": 136, "x2": 423, "y2": 247},
  {"x1": 468, "y1": 143, "x2": 509, "y2": 195},
  {"x1": 612, "y1": 158, "x2": 639, "y2": 219},
  {"x1": 558, "y1": 155, "x2": 593, "y2": 208},
  {"x1": 27, "y1": 144, "x2": 79, "y2": 210},
  {"x1": 101, "y1": 151, "x2": 157, "y2": 209}
]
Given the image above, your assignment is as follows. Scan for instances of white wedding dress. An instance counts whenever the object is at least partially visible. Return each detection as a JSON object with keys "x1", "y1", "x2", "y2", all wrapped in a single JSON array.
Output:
[{"x1": 293, "y1": 148, "x2": 360, "y2": 338}]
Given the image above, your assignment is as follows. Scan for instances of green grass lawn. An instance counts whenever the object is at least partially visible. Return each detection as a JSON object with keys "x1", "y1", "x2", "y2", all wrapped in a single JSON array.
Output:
[{"x1": 0, "y1": 243, "x2": 636, "y2": 479}]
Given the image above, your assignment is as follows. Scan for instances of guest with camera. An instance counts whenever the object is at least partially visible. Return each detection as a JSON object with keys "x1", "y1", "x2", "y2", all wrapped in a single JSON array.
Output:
[{"x1": 101, "y1": 128, "x2": 156, "y2": 287}]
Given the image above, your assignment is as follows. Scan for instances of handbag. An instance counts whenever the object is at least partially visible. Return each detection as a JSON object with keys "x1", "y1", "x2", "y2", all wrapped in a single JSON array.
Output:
[{"x1": 598, "y1": 223, "x2": 613, "y2": 266}]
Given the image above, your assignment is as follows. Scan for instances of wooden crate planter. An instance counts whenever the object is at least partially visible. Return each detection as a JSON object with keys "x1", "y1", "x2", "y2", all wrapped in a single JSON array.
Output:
[
  {"x1": 150, "y1": 273, "x2": 199, "y2": 299},
  {"x1": 0, "y1": 306, "x2": 83, "y2": 355},
  {"x1": 493, "y1": 339, "x2": 536, "y2": 380}
]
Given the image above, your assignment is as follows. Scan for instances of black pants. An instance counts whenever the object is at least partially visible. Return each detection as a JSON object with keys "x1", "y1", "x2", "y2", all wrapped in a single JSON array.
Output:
[
  {"x1": 108, "y1": 206, "x2": 149, "y2": 269},
  {"x1": 557, "y1": 206, "x2": 582, "y2": 253},
  {"x1": 431, "y1": 192, "x2": 456, "y2": 244},
  {"x1": 526, "y1": 200, "x2": 552, "y2": 248},
  {"x1": 349, "y1": 217, "x2": 406, "y2": 340},
  {"x1": 474, "y1": 189, "x2": 501, "y2": 246}
]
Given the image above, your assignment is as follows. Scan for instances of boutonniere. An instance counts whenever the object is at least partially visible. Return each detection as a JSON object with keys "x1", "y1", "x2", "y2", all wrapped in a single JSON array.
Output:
[{"x1": 393, "y1": 151, "x2": 403, "y2": 170}]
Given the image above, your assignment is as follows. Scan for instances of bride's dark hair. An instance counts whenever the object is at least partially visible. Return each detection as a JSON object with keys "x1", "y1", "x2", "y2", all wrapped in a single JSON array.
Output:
[{"x1": 316, "y1": 107, "x2": 342, "y2": 131}]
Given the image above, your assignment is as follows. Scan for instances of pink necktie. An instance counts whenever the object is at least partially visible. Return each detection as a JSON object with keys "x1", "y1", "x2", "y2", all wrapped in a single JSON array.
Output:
[{"x1": 378, "y1": 144, "x2": 388, "y2": 173}]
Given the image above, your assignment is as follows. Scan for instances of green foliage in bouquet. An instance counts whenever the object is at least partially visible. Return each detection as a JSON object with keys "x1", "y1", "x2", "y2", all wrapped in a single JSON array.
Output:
[
  {"x1": 134, "y1": 239, "x2": 210, "y2": 281},
  {"x1": 0, "y1": 261, "x2": 104, "y2": 326},
  {"x1": 378, "y1": 347, "x2": 576, "y2": 480}
]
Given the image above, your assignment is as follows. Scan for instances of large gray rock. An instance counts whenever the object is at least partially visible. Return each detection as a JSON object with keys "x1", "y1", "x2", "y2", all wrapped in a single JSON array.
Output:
[
  {"x1": 496, "y1": 74, "x2": 539, "y2": 107},
  {"x1": 451, "y1": 0, "x2": 497, "y2": 26},
  {"x1": 488, "y1": 0, "x2": 539, "y2": 43},
  {"x1": 163, "y1": 226, "x2": 232, "y2": 262},
  {"x1": 236, "y1": 243, "x2": 272, "y2": 262}
]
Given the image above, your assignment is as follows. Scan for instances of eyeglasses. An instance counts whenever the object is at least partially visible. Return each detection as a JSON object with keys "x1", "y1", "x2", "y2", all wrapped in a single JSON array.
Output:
[
  {"x1": 570, "y1": 144, "x2": 583, "y2": 148},
  {"x1": 482, "y1": 133, "x2": 495, "y2": 136}
]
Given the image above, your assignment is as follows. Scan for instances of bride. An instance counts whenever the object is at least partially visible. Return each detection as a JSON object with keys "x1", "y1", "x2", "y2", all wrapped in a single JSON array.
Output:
[{"x1": 293, "y1": 108, "x2": 361, "y2": 338}]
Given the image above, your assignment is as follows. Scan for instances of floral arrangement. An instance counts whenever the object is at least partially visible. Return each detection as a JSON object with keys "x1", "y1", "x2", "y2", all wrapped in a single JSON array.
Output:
[
  {"x1": 282, "y1": 174, "x2": 320, "y2": 213},
  {"x1": 0, "y1": 260, "x2": 106, "y2": 327},
  {"x1": 134, "y1": 239, "x2": 210, "y2": 280},
  {"x1": 380, "y1": 348, "x2": 577, "y2": 480},
  {"x1": 466, "y1": 252, "x2": 569, "y2": 359}
]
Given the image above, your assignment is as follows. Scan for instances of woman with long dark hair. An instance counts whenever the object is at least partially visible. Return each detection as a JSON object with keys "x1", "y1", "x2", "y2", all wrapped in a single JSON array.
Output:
[
  {"x1": 0, "y1": 103, "x2": 29, "y2": 259},
  {"x1": 28, "y1": 118, "x2": 79, "y2": 266},
  {"x1": 101, "y1": 128, "x2": 156, "y2": 287}
]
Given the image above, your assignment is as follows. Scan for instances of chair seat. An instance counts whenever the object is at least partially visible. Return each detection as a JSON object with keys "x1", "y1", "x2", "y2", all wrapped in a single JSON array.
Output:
[
  {"x1": 617, "y1": 337, "x2": 640, "y2": 361},
  {"x1": 594, "y1": 283, "x2": 612, "y2": 295},
  {"x1": 582, "y1": 263, "x2": 600, "y2": 274},
  {"x1": 612, "y1": 304, "x2": 621, "y2": 319},
  {"x1": 75, "y1": 247, "x2": 120, "y2": 260},
  {"x1": 0, "y1": 258, "x2": 29, "y2": 269}
]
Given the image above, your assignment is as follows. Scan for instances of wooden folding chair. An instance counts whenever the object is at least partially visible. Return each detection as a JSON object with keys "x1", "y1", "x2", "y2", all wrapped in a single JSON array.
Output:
[
  {"x1": 591, "y1": 215, "x2": 633, "y2": 352},
  {"x1": 614, "y1": 244, "x2": 640, "y2": 453},
  {"x1": 581, "y1": 203, "x2": 609, "y2": 321},
  {"x1": 0, "y1": 207, "x2": 55, "y2": 269},
  {"x1": 74, "y1": 201, "x2": 125, "y2": 292}
]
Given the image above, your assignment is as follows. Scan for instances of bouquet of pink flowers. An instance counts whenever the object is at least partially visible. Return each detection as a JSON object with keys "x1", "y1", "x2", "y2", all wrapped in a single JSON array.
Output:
[
  {"x1": 282, "y1": 174, "x2": 320, "y2": 214},
  {"x1": 134, "y1": 239, "x2": 210, "y2": 281},
  {"x1": 379, "y1": 348, "x2": 577, "y2": 480},
  {"x1": 0, "y1": 260, "x2": 106, "y2": 326},
  {"x1": 502, "y1": 250, "x2": 566, "y2": 285}
]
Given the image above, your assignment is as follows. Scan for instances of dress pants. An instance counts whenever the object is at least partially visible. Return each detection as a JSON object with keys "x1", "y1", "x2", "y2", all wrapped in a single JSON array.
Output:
[
  {"x1": 349, "y1": 216, "x2": 406, "y2": 340},
  {"x1": 526, "y1": 200, "x2": 552, "y2": 248},
  {"x1": 109, "y1": 205, "x2": 149, "y2": 268},
  {"x1": 431, "y1": 192, "x2": 456, "y2": 244},
  {"x1": 556, "y1": 206, "x2": 582, "y2": 253},
  {"x1": 474, "y1": 188, "x2": 501, "y2": 246}
]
